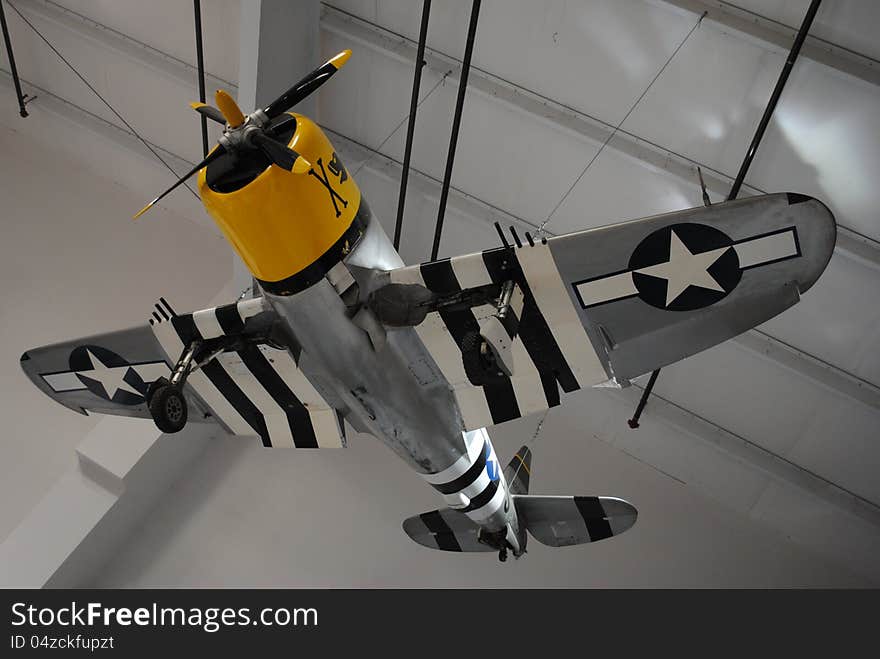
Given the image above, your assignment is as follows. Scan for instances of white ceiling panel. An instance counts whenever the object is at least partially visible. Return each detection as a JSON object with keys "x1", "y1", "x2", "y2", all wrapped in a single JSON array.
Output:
[
  {"x1": 653, "y1": 341, "x2": 825, "y2": 456},
  {"x1": 731, "y1": 0, "x2": 880, "y2": 61},
  {"x1": 330, "y1": 0, "x2": 697, "y2": 124},
  {"x1": 759, "y1": 253, "x2": 880, "y2": 386},
  {"x1": 1, "y1": 2, "x2": 224, "y2": 164},
  {"x1": 624, "y1": 21, "x2": 880, "y2": 242},
  {"x1": 52, "y1": 0, "x2": 241, "y2": 83},
  {"x1": 790, "y1": 395, "x2": 880, "y2": 505}
]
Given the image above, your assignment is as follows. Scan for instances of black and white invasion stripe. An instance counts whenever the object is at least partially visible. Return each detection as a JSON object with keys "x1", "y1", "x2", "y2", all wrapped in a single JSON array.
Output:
[
  {"x1": 420, "y1": 428, "x2": 507, "y2": 523},
  {"x1": 151, "y1": 297, "x2": 343, "y2": 448},
  {"x1": 390, "y1": 242, "x2": 607, "y2": 430}
]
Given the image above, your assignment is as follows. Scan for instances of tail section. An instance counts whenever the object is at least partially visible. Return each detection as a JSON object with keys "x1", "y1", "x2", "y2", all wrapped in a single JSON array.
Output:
[
  {"x1": 513, "y1": 495, "x2": 637, "y2": 547},
  {"x1": 403, "y1": 443, "x2": 637, "y2": 557},
  {"x1": 503, "y1": 445, "x2": 532, "y2": 494}
]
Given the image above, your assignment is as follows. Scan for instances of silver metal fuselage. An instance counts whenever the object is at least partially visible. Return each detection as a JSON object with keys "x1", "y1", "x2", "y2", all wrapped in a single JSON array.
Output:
[{"x1": 263, "y1": 211, "x2": 523, "y2": 554}]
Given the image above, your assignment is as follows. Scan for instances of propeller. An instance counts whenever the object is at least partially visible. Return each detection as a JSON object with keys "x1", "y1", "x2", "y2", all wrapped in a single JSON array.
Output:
[
  {"x1": 134, "y1": 146, "x2": 227, "y2": 219},
  {"x1": 134, "y1": 49, "x2": 353, "y2": 219}
]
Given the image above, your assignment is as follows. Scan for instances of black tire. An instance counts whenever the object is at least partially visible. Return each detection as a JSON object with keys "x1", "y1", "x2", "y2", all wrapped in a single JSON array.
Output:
[
  {"x1": 462, "y1": 331, "x2": 505, "y2": 386},
  {"x1": 148, "y1": 384, "x2": 188, "y2": 434}
]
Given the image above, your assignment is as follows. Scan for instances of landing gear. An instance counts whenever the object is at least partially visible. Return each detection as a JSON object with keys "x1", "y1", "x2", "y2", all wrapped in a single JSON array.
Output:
[
  {"x1": 148, "y1": 382, "x2": 188, "y2": 433},
  {"x1": 147, "y1": 341, "x2": 202, "y2": 434},
  {"x1": 498, "y1": 547, "x2": 508, "y2": 563}
]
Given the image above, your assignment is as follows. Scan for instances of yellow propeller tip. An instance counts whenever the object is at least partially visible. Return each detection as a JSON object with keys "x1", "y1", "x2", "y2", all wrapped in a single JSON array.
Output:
[
  {"x1": 190, "y1": 101, "x2": 207, "y2": 110},
  {"x1": 132, "y1": 203, "x2": 153, "y2": 220},
  {"x1": 214, "y1": 89, "x2": 245, "y2": 128},
  {"x1": 292, "y1": 157, "x2": 311, "y2": 175},
  {"x1": 331, "y1": 49, "x2": 352, "y2": 69}
]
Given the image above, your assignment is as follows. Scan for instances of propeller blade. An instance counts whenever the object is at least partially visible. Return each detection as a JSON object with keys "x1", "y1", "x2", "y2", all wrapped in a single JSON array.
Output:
[
  {"x1": 263, "y1": 49, "x2": 352, "y2": 119},
  {"x1": 189, "y1": 101, "x2": 226, "y2": 125},
  {"x1": 267, "y1": 113, "x2": 297, "y2": 135},
  {"x1": 214, "y1": 89, "x2": 246, "y2": 128},
  {"x1": 133, "y1": 145, "x2": 227, "y2": 219},
  {"x1": 250, "y1": 131, "x2": 310, "y2": 174}
]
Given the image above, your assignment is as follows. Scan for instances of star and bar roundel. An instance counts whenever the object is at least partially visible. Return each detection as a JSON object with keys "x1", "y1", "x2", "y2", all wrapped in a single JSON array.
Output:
[
  {"x1": 573, "y1": 223, "x2": 801, "y2": 312},
  {"x1": 40, "y1": 345, "x2": 169, "y2": 406}
]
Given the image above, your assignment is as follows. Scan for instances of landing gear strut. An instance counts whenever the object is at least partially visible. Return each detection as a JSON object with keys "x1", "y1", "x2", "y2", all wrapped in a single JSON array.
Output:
[{"x1": 147, "y1": 340, "x2": 221, "y2": 434}]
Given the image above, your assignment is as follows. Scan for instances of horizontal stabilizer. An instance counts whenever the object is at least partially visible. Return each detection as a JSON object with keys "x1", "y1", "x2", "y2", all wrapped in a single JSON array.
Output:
[
  {"x1": 402, "y1": 509, "x2": 494, "y2": 553},
  {"x1": 514, "y1": 495, "x2": 636, "y2": 547}
]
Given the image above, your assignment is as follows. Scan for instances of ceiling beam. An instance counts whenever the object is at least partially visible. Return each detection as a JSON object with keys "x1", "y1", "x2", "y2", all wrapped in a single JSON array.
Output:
[
  {"x1": 660, "y1": 0, "x2": 880, "y2": 87},
  {"x1": 14, "y1": 0, "x2": 236, "y2": 92},
  {"x1": 608, "y1": 382, "x2": 880, "y2": 528},
  {"x1": 321, "y1": 3, "x2": 880, "y2": 273}
]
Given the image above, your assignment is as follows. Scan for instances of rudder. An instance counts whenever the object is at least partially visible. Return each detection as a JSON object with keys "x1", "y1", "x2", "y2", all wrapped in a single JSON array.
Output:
[{"x1": 503, "y1": 445, "x2": 532, "y2": 495}]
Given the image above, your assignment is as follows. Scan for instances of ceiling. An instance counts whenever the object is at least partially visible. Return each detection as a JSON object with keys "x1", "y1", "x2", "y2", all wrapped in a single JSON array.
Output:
[{"x1": 1, "y1": 0, "x2": 878, "y2": 585}]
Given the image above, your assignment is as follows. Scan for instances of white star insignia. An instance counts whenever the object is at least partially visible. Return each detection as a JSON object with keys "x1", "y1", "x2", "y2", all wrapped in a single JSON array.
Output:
[
  {"x1": 635, "y1": 229, "x2": 730, "y2": 306},
  {"x1": 76, "y1": 349, "x2": 143, "y2": 399}
]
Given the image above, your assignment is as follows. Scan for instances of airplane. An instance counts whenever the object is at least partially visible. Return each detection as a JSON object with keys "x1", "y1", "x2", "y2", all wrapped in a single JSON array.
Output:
[{"x1": 19, "y1": 49, "x2": 836, "y2": 562}]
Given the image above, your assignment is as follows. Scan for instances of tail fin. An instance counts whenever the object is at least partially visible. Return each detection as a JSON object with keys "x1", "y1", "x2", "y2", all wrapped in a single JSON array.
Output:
[{"x1": 504, "y1": 445, "x2": 532, "y2": 494}]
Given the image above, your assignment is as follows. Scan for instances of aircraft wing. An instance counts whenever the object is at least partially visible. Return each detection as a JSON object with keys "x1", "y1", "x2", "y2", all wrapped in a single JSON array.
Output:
[
  {"x1": 388, "y1": 193, "x2": 836, "y2": 430},
  {"x1": 20, "y1": 297, "x2": 345, "y2": 448}
]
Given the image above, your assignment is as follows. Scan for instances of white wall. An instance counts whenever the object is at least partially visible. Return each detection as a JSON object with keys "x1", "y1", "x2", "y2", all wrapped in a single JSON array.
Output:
[{"x1": 0, "y1": 115, "x2": 232, "y2": 541}]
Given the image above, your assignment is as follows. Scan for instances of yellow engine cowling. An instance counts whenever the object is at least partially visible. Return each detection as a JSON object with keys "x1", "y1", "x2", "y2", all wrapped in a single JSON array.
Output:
[{"x1": 198, "y1": 113, "x2": 366, "y2": 296}]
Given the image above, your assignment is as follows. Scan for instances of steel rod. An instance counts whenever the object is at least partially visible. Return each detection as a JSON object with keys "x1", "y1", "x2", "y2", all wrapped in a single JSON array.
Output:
[
  {"x1": 430, "y1": 0, "x2": 480, "y2": 261},
  {"x1": 0, "y1": 0, "x2": 28, "y2": 117},
  {"x1": 393, "y1": 0, "x2": 431, "y2": 251},
  {"x1": 193, "y1": 0, "x2": 208, "y2": 157},
  {"x1": 727, "y1": 0, "x2": 822, "y2": 201}
]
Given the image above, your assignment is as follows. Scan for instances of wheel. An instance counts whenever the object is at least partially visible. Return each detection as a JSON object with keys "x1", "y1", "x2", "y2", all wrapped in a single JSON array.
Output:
[
  {"x1": 498, "y1": 548, "x2": 508, "y2": 563},
  {"x1": 148, "y1": 384, "x2": 188, "y2": 434},
  {"x1": 461, "y1": 331, "x2": 504, "y2": 386}
]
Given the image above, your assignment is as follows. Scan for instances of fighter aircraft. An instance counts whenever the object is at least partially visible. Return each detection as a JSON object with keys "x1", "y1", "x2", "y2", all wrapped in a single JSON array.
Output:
[{"x1": 19, "y1": 50, "x2": 836, "y2": 561}]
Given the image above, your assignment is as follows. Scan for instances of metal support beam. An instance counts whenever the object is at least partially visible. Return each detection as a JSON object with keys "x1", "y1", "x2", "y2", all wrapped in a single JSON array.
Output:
[
  {"x1": 430, "y1": 0, "x2": 480, "y2": 261},
  {"x1": 393, "y1": 0, "x2": 430, "y2": 251},
  {"x1": 662, "y1": 0, "x2": 880, "y2": 87}
]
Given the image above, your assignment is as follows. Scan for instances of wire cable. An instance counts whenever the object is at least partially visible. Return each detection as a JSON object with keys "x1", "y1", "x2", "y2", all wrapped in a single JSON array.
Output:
[
  {"x1": 352, "y1": 68, "x2": 452, "y2": 178},
  {"x1": 6, "y1": 1, "x2": 199, "y2": 199},
  {"x1": 538, "y1": 11, "x2": 706, "y2": 236}
]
